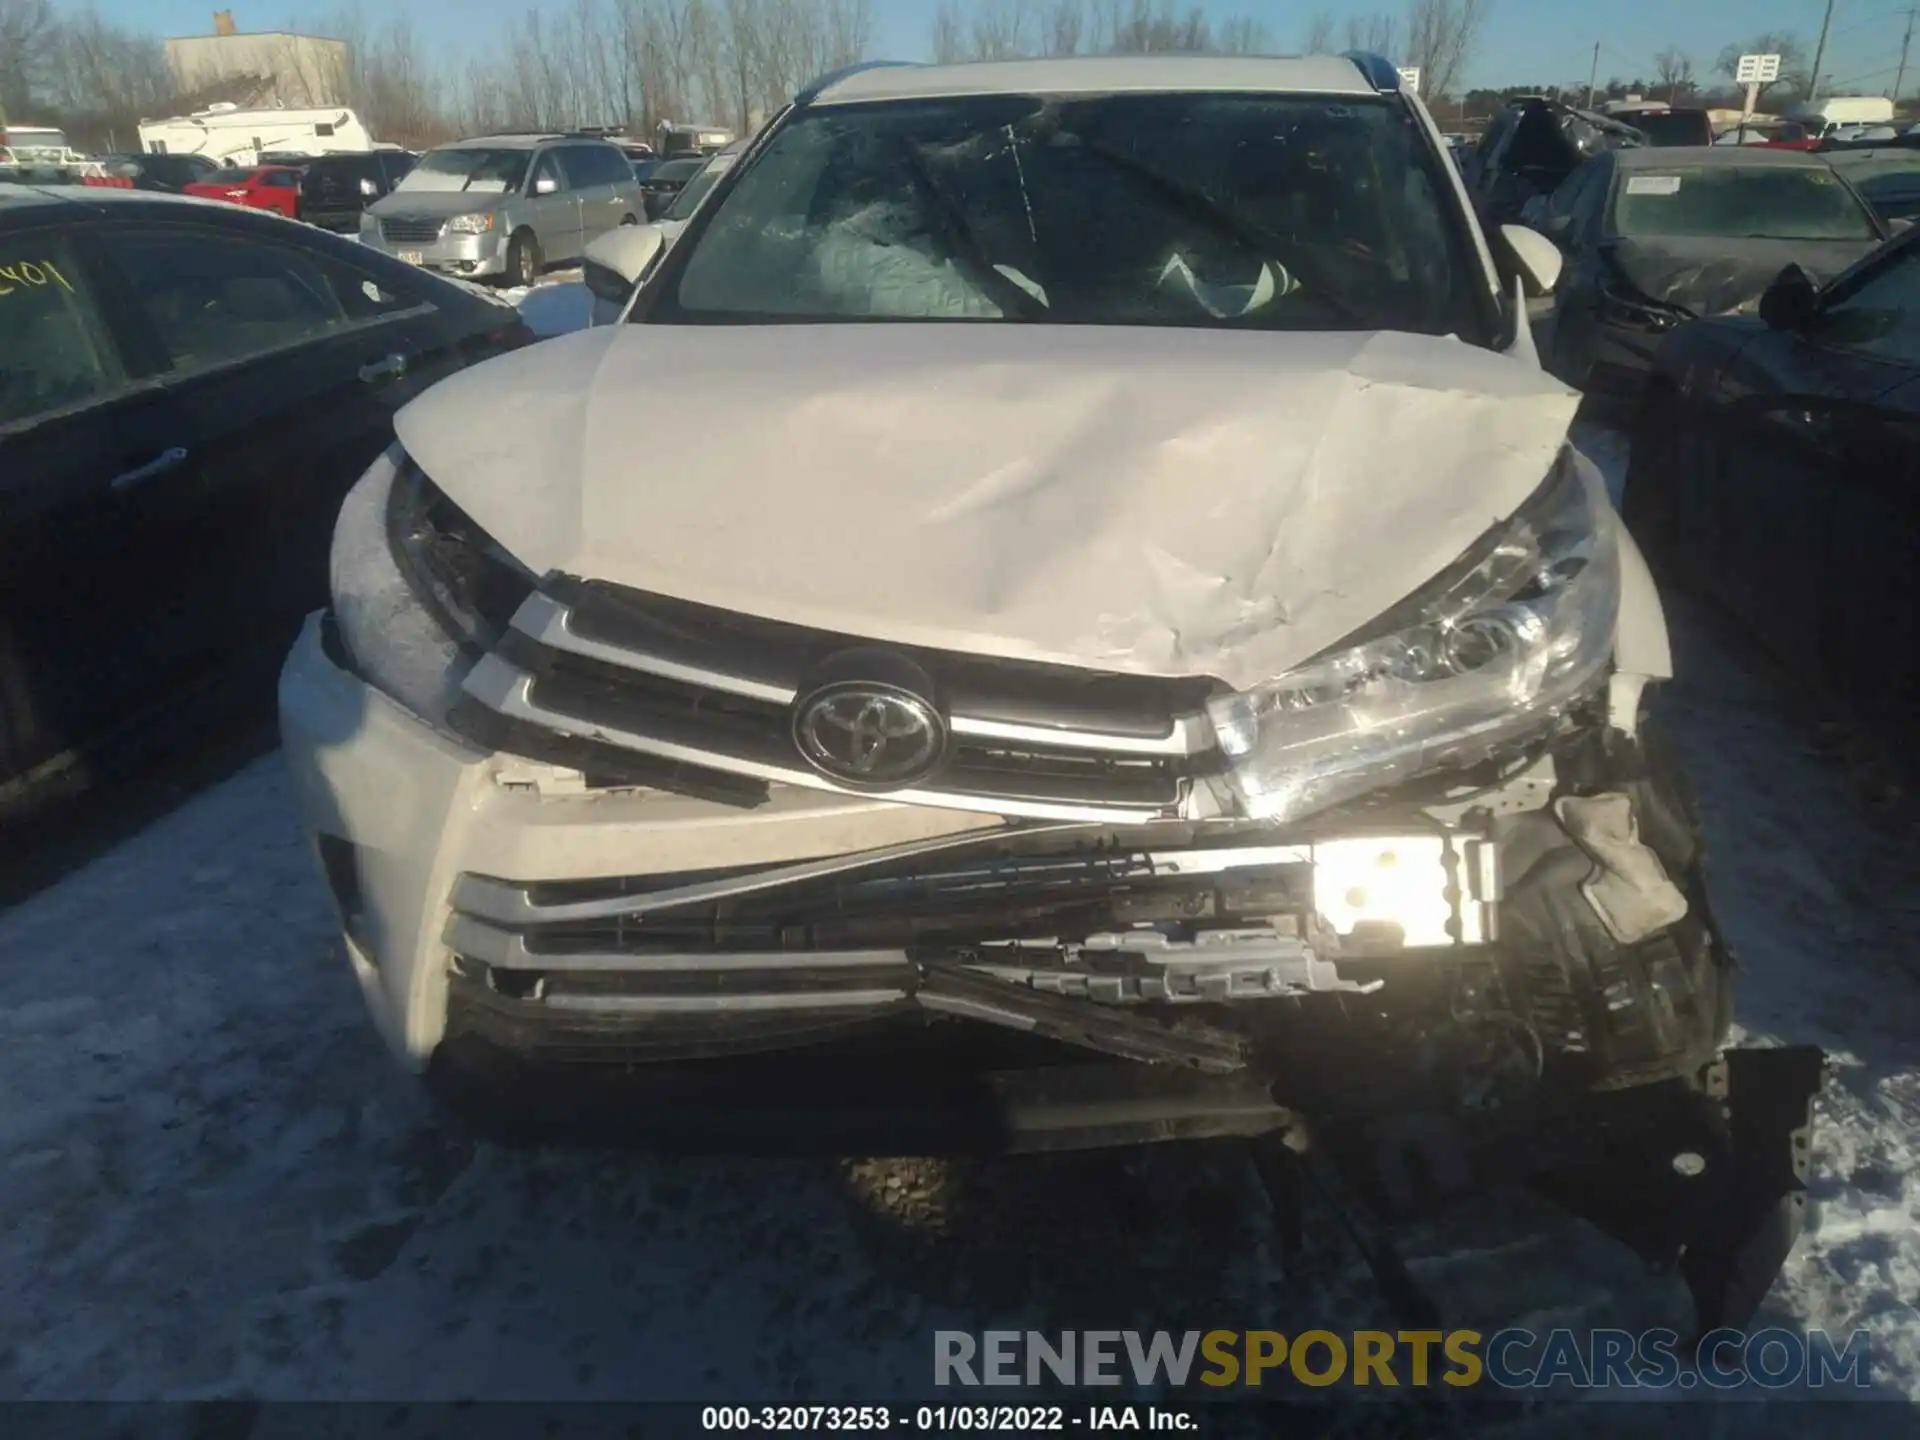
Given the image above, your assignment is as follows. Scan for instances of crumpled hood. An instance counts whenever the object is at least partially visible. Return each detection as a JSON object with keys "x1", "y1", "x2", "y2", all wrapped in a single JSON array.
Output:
[
  {"x1": 1607, "y1": 235, "x2": 1878, "y2": 316},
  {"x1": 395, "y1": 325, "x2": 1579, "y2": 689}
]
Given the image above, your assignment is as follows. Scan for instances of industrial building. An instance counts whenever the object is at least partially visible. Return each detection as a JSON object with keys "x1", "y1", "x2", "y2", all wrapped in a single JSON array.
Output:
[{"x1": 163, "y1": 10, "x2": 349, "y2": 109}]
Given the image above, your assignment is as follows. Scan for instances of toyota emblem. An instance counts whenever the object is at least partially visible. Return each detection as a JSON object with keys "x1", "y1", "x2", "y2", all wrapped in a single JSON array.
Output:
[{"x1": 792, "y1": 682, "x2": 945, "y2": 789}]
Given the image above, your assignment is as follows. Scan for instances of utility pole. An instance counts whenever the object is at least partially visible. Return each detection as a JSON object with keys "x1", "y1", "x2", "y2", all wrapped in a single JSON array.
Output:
[
  {"x1": 1896, "y1": 7, "x2": 1917, "y2": 103},
  {"x1": 1809, "y1": 0, "x2": 1837, "y2": 100},
  {"x1": 1586, "y1": 41, "x2": 1600, "y2": 109}
]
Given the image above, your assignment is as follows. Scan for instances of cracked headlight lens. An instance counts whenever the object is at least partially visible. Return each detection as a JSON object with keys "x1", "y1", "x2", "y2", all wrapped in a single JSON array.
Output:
[
  {"x1": 329, "y1": 446, "x2": 533, "y2": 726},
  {"x1": 1209, "y1": 450, "x2": 1620, "y2": 822}
]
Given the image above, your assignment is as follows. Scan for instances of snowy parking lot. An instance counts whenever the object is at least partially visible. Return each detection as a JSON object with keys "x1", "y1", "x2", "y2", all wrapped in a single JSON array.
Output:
[{"x1": 1, "y1": 278, "x2": 1916, "y2": 1413}]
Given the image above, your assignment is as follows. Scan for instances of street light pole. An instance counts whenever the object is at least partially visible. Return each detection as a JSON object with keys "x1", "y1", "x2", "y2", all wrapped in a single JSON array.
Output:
[
  {"x1": 1809, "y1": 0, "x2": 1837, "y2": 100},
  {"x1": 1586, "y1": 41, "x2": 1600, "y2": 108},
  {"x1": 1896, "y1": 7, "x2": 1917, "y2": 102}
]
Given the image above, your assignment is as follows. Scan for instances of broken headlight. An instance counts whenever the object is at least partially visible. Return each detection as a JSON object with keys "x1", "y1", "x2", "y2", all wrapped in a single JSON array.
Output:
[
  {"x1": 329, "y1": 446, "x2": 534, "y2": 725},
  {"x1": 1208, "y1": 450, "x2": 1619, "y2": 822}
]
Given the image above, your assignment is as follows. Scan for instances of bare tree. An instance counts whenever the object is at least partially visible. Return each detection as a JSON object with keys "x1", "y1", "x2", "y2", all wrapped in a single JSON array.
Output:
[
  {"x1": 1654, "y1": 45, "x2": 1694, "y2": 101},
  {"x1": 1043, "y1": 0, "x2": 1084, "y2": 56},
  {"x1": 1402, "y1": 0, "x2": 1487, "y2": 102},
  {"x1": 1215, "y1": 15, "x2": 1266, "y2": 55},
  {"x1": 1344, "y1": 13, "x2": 1397, "y2": 57},
  {"x1": 1301, "y1": 11, "x2": 1335, "y2": 55},
  {"x1": 968, "y1": 0, "x2": 1037, "y2": 60},
  {"x1": 0, "y1": 0, "x2": 56, "y2": 122},
  {"x1": 931, "y1": 0, "x2": 967, "y2": 63}
]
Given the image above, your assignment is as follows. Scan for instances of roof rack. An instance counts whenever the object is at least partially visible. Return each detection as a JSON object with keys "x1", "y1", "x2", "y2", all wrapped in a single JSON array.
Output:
[
  {"x1": 1342, "y1": 50, "x2": 1402, "y2": 94},
  {"x1": 794, "y1": 60, "x2": 921, "y2": 106}
]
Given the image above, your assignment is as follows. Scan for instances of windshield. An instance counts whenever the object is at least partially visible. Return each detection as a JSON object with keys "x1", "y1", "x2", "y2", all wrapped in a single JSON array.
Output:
[
  {"x1": 206, "y1": 166, "x2": 254, "y2": 183},
  {"x1": 664, "y1": 161, "x2": 729, "y2": 220},
  {"x1": 397, "y1": 147, "x2": 530, "y2": 195},
  {"x1": 657, "y1": 92, "x2": 1491, "y2": 340},
  {"x1": 652, "y1": 159, "x2": 705, "y2": 184},
  {"x1": 1628, "y1": 112, "x2": 1712, "y2": 147},
  {"x1": 1612, "y1": 165, "x2": 1879, "y2": 240}
]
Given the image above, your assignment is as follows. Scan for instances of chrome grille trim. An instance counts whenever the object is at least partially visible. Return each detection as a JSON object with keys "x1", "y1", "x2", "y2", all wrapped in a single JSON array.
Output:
[
  {"x1": 460, "y1": 652, "x2": 1179, "y2": 824},
  {"x1": 544, "y1": 990, "x2": 909, "y2": 1015},
  {"x1": 507, "y1": 590, "x2": 1208, "y2": 758},
  {"x1": 446, "y1": 913, "x2": 909, "y2": 974},
  {"x1": 450, "y1": 824, "x2": 1082, "y2": 926}
]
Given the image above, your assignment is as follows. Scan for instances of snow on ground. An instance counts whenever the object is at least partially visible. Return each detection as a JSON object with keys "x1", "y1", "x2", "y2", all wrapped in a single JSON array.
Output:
[
  {"x1": 502, "y1": 268, "x2": 594, "y2": 338},
  {"x1": 0, "y1": 430, "x2": 1916, "y2": 1412}
]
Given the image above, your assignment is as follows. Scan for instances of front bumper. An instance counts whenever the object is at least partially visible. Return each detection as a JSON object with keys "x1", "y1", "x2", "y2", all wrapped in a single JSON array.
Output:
[
  {"x1": 281, "y1": 610, "x2": 1729, "y2": 1146},
  {"x1": 358, "y1": 226, "x2": 509, "y2": 277}
]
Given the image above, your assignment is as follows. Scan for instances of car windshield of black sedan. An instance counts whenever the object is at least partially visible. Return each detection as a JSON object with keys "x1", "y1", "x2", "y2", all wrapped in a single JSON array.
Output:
[
  {"x1": 659, "y1": 92, "x2": 1489, "y2": 340},
  {"x1": 1611, "y1": 166, "x2": 1880, "y2": 241}
]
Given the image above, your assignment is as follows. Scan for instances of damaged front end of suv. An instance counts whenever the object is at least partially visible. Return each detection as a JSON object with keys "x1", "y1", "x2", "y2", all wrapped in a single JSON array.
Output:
[{"x1": 279, "y1": 59, "x2": 1824, "y2": 1340}]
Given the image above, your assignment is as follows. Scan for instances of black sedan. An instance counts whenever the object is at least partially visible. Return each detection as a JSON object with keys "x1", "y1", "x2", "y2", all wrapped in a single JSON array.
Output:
[
  {"x1": 638, "y1": 157, "x2": 705, "y2": 220},
  {"x1": 0, "y1": 185, "x2": 533, "y2": 816},
  {"x1": 1623, "y1": 231, "x2": 1920, "y2": 767},
  {"x1": 1529, "y1": 146, "x2": 1889, "y2": 408}
]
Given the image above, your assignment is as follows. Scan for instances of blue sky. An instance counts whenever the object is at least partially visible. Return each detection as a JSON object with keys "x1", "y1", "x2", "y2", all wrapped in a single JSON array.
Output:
[{"x1": 95, "y1": 0, "x2": 1920, "y2": 96}]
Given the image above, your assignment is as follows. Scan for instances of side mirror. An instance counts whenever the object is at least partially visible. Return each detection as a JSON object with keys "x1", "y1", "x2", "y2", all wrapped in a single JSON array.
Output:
[
  {"x1": 642, "y1": 190, "x2": 670, "y2": 220},
  {"x1": 1759, "y1": 263, "x2": 1821, "y2": 331},
  {"x1": 1499, "y1": 223, "x2": 1566, "y2": 297},
  {"x1": 358, "y1": 176, "x2": 378, "y2": 197},
  {"x1": 1890, "y1": 215, "x2": 1915, "y2": 235},
  {"x1": 533, "y1": 175, "x2": 559, "y2": 196},
  {"x1": 583, "y1": 223, "x2": 666, "y2": 306}
]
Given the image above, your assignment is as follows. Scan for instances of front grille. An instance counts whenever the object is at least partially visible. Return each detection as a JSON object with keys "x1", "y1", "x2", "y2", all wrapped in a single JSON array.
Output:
[
  {"x1": 455, "y1": 577, "x2": 1223, "y2": 821},
  {"x1": 380, "y1": 217, "x2": 445, "y2": 244}
]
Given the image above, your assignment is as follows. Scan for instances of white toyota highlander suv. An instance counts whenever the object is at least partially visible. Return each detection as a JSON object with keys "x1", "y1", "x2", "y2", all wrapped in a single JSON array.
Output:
[{"x1": 280, "y1": 55, "x2": 1821, "y2": 1334}]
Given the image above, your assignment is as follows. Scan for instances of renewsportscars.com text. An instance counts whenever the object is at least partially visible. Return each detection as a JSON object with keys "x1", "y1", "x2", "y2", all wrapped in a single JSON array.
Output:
[{"x1": 934, "y1": 1328, "x2": 1873, "y2": 1390}]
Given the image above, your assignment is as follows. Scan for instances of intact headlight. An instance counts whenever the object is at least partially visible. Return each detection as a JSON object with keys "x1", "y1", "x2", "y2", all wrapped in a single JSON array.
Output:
[
  {"x1": 329, "y1": 446, "x2": 534, "y2": 725},
  {"x1": 1207, "y1": 451, "x2": 1620, "y2": 822},
  {"x1": 446, "y1": 212, "x2": 496, "y2": 234}
]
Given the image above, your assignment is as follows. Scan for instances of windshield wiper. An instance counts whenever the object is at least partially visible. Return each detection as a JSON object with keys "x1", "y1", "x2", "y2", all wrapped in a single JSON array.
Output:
[
  {"x1": 1075, "y1": 139, "x2": 1369, "y2": 325},
  {"x1": 892, "y1": 137, "x2": 1049, "y2": 321}
]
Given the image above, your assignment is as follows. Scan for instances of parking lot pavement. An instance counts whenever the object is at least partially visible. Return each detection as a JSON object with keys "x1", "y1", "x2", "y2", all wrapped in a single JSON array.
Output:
[{"x1": 0, "y1": 430, "x2": 1915, "y2": 1406}]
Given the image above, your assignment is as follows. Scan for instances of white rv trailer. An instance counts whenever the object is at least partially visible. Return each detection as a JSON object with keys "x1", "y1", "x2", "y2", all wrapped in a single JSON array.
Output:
[{"x1": 136, "y1": 103, "x2": 374, "y2": 167}]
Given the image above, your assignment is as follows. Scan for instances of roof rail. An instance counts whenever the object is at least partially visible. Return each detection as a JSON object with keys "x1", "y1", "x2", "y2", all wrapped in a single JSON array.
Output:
[
  {"x1": 795, "y1": 60, "x2": 921, "y2": 106},
  {"x1": 1342, "y1": 51, "x2": 1402, "y2": 94}
]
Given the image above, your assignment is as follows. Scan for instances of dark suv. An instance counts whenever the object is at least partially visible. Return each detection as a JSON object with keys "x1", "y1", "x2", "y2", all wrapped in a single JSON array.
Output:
[
  {"x1": 96, "y1": 153, "x2": 221, "y2": 193},
  {"x1": 299, "y1": 150, "x2": 417, "y2": 233}
]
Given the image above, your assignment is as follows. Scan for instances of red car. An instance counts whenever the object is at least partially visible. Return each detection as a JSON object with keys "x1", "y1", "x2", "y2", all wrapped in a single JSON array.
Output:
[{"x1": 184, "y1": 164, "x2": 305, "y2": 218}]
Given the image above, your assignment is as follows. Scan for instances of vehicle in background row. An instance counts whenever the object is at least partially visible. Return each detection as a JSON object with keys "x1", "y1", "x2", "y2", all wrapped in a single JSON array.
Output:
[
  {"x1": 1529, "y1": 146, "x2": 1888, "y2": 406},
  {"x1": 285, "y1": 53, "x2": 1823, "y2": 1340},
  {"x1": 1466, "y1": 94, "x2": 1645, "y2": 227},
  {"x1": 0, "y1": 186, "x2": 532, "y2": 820},
  {"x1": 652, "y1": 140, "x2": 747, "y2": 245},
  {"x1": 184, "y1": 163, "x2": 306, "y2": 219},
  {"x1": 136, "y1": 104, "x2": 375, "y2": 168},
  {"x1": 1785, "y1": 96, "x2": 1898, "y2": 140},
  {"x1": 359, "y1": 133, "x2": 644, "y2": 286},
  {"x1": 1626, "y1": 230, "x2": 1920, "y2": 779},
  {"x1": 299, "y1": 149, "x2": 418, "y2": 234},
  {"x1": 657, "y1": 121, "x2": 735, "y2": 158},
  {"x1": 86, "y1": 153, "x2": 221, "y2": 193},
  {"x1": 638, "y1": 156, "x2": 705, "y2": 218},
  {"x1": 1622, "y1": 108, "x2": 1715, "y2": 148}
]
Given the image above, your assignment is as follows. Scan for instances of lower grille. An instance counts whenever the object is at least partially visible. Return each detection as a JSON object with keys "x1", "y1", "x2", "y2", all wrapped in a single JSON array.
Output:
[
  {"x1": 437, "y1": 829, "x2": 1494, "y2": 1048},
  {"x1": 380, "y1": 217, "x2": 445, "y2": 244}
]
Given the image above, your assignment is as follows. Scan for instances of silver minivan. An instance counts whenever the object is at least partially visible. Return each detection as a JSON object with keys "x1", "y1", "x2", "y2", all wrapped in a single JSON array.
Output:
[{"x1": 360, "y1": 133, "x2": 645, "y2": 286}]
